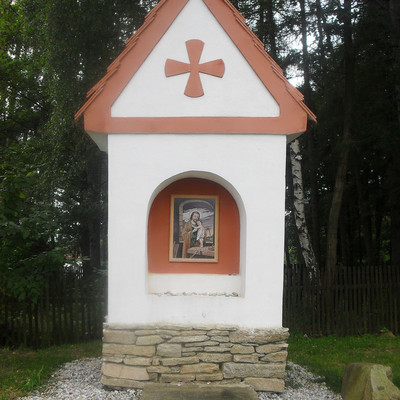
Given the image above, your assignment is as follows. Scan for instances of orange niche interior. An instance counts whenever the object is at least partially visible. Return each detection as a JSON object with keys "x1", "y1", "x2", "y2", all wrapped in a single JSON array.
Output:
[{"x1": 148, "y1": 178, "x2": 240, "y2": 274}]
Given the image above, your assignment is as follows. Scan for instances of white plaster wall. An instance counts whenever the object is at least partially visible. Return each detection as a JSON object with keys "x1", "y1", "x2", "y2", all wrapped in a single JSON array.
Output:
[
  {"x1": 111, "y1": 0, "x2": 279, "y2": 118},
  {"x1": 108, "y1": 133, "x2": 286, "y2": 328}
]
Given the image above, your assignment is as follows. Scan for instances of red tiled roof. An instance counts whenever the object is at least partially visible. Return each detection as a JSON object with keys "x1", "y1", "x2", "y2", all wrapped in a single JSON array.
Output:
[{"x1": 75, "y1": 0, "x2": 316, "y2": 135}]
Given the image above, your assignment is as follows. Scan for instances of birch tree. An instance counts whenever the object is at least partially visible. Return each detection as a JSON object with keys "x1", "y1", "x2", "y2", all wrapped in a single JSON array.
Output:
[{"x1": 289, "y1": 139, "x2": 318, "y2": 276}]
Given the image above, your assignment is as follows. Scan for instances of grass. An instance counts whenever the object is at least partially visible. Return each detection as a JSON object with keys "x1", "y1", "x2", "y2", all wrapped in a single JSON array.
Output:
[
  {"x1": 0, "y1": 341, "x2": 102, "y2": 400},
  {"x1": 1, "y1": 334, "x2": 399, "y2": 398},
  {"x1": 288, "y1": 333, "x2": 400, "y2": 393}
]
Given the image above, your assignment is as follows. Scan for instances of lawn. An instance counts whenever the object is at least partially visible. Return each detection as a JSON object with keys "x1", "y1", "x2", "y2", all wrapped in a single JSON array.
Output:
[
  {"x1": 1, "y1": 334, "x2": 399, "y2": 399},
  {"x1": 0, "y1": 341, "x2": 102, "y2": 400},
  {"x1": 288, "y1": 333, "x2": 400, "y2": 393}
]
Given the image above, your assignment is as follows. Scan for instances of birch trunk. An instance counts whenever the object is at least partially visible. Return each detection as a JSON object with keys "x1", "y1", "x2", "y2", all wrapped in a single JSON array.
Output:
[
  {"x1": 299, "y1": 0, "x2": 321, "y2": 265},
  {"x1": 289, "y1": 139, "x2": 318, "y2": 277}
]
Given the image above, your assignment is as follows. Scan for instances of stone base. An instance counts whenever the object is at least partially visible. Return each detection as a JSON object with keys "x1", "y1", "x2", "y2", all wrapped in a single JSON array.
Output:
[{"x1": 101, "y1": 324, "x2": 289, "y2": 392}]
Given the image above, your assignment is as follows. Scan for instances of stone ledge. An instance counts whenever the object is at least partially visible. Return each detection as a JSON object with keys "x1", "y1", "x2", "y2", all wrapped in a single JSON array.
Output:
[
  {"x1": 141, "y1": 384, "x2": 259, "y2": 400},
  {"x1": 244, "y1": 377, "x2": 285, "y2": 392},
  {"x1": 102, "y1": 362, "x2": 150, "y2": 381},
  {"x1": 101, "y1": 375, "x2": 146, "y2": 389}
]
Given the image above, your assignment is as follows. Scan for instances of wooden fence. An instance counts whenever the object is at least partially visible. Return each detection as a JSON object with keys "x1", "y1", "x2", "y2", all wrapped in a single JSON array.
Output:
[
  {"x1": 283, "y1": 264, "x2": 400, "y2": 336},
  {"x1": 0, "y1": 269, "x2": 106, "y2": 348},
  {"x1": 2, "y1": 264, "x2": 400, "y2": 348}
]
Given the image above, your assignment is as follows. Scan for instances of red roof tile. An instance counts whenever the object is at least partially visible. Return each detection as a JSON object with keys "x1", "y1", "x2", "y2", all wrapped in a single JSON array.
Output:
[{"x1": 75, "y1": 0, "x2": 316, "y2": 136}]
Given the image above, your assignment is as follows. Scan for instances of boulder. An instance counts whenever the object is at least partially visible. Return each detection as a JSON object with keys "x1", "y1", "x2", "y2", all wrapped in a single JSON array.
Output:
[{"x1": 342, "y1": 363, "x2": 400, "y2": 400}]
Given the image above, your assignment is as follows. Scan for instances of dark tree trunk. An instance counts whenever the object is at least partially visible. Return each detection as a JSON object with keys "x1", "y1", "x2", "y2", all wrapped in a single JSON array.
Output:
[
  {"x1": 389, "y1": 0, "x2": 400, "y2": 264},
  {"x1": 352, "y1": 157, "x2": 374, "y2": 264},
  {"x1": 325, "y1": 0, "x2": 354, "y2": 292}
]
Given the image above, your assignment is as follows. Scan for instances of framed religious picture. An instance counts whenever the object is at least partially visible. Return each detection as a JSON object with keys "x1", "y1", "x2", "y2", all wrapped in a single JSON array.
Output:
[{"x1": 169, "y1": 195, "x2": 219, "y2": 262}]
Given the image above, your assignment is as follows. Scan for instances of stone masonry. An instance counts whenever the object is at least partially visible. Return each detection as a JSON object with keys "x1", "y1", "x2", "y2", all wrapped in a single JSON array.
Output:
[{"x1": 101, "y1": 324, "x2": 289, "y2": 392}]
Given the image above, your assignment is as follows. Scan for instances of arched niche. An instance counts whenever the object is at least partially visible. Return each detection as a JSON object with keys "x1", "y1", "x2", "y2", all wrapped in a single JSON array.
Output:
[{"x1": 147, "y1": 177, "x2": 240, "y2": 275}]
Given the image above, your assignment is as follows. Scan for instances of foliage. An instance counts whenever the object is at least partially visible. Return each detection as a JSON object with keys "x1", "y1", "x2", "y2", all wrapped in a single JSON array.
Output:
[
  {"x1": 239, "y1": 0, "x2": 400, "y2": 267},
  {"x1": 1, "y1": 0, "x2": 400, "y2": 348},
  {"x1": 0, "y1": 142, "x2": 65, "y2": 303},
  {"x1": 288, "y1": 334, "x2": 400, "y2": 393},
  {"x1": 0, "y1": 0, "x2": 146, "y2": 312},
  {"x1": 0, "y1": 341, "x2": 102, "y2": 400}
]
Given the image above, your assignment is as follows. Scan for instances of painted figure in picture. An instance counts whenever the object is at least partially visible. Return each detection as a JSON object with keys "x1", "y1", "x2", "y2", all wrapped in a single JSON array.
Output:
[
  {"x1": 182, "y1": 211, "x2": 206, "y2": 257},
  {"x1": 196, "y1": 219, "x2": 206, "y2": 247}
]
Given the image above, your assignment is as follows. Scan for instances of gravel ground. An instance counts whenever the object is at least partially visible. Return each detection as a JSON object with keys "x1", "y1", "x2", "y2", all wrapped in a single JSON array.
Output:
[{"x1": 18, "y1": 358, "x2": 342, "y2": 400}]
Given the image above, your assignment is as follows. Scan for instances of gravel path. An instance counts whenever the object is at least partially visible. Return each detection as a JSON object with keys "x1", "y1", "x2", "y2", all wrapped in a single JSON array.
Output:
[{"x1": 18, "y1": 358, "x2": 342, "y2": 400}]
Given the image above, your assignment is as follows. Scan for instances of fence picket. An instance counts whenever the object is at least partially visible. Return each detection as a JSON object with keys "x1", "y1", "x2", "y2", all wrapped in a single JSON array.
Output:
[
  {"x1": 283, "y1": 264, "x2": 400, "y2": 335},
  {"x1": 0, "y1": 269, "x2": 106, "y2": 348},
  {"x1": 1, "y1": 264, "x2": 399, "y2": 347}
]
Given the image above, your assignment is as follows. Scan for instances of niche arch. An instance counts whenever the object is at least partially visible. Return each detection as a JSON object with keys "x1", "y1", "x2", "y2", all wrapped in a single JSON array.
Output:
[{"x1": 148, "y1": 177, "x2": 240, "y2": 274}]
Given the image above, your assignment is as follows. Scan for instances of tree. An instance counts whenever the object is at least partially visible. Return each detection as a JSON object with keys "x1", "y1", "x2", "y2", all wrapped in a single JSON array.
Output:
[
  {"x1": 325, "y1": 0, "x2": 354, "y2": 282},
  {"x1": 388, "y1": 0, "x2": 400, "y2": 264}
]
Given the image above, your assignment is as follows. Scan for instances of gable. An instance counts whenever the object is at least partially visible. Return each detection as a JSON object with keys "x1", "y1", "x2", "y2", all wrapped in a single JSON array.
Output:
[
  {"x1": 75, "y1": 0, "x2": 316, "y2": 139},
  {"x1": 111, "y1": 0, "x2": 279, "y2": 118}
]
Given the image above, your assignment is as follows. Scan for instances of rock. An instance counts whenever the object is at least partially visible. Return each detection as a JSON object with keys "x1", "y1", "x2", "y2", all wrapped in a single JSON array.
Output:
[
  {"x1": 195, "y1": 372, "x2": 224, "y2": 381},
  {"x1": 208, "y1": 330, "x2": 230, "y2": 336},
  {"x1": 160, "y1": 374, "x2": 196, "y2": 383},
  {"x1": 102, "y1": 356, "x2": 124, "y2": 363},
  {"x1": 174, "y1": 330, "x2": 208, "y2": 336},
  {"x1": 101, "y1": 375, "x2": 145, "y2": 389},
  {"x1": 244, "y1": 377, "x2": 285, "y2": 392},
  {"x1": 146, "y1": 366, "x2": 179, "y2": 373},
  {"x1": 233, "y1": 354, "x2": 259, "y2": 363},
  {"x1": 182, "y1": 347, "x2": 203, "y2": 353},
  {"x1": 102, "y1": 362, "x2": 150, "y2": 381},
  {"x1": 134, "y1": 330, "x2": 158, "y2": 336},
  {"x1": 229, "y1": 328, "x2": 289, "y2": 345},
  {"x1": 184, "y1": 341, "x2": 219, "y2": 347},
  {"x1": 160, "y1": 356, "x2": 199, "y2": 366},
  {"x1": 124, "y1": 356, "x2": 153, "y2": 366},
  {"x1": 103, "y1": 343, "x2": 156, "y2": 357},
  {"x1": 198, "y1": 352, "x2": 233, "y2": 363},
  {"x1": 157, "y1": 343, "x2": 182, "y2": 357},
  {"x1": 141, "y1": 384, "x2": 258, "y2": 400},
  {"x1": 223, "y1": 362, "x2": 285, "y2": 379},
  {"x1": 103, "y1": 330, "x2": 136, "y2": 344},
  {"x1": 211, "y1": 336, "x2": 230, "y2": 343},
  {"x1": 203, "y1": 345, "x2": 232, "y2": 353},
  {"x1": 169, "y1": 335, "x2": 209, "y2": 343},
  {"x1": 259, "y1": 351, "x2": 288, "y2": 362},
  {"x1": 256, "y1": 344, "x2": 289, "y2": 354},
  {"x1": 230, "y1": 344, "x2": 255, "y2": 354},
  {"x1": 136, "y1": 335, "x2": 164, "y2": 345},
  {"x1": 181, "y1": 363, "x2": 219, "y2": 374},
  {"x1": 342, "y1": 363, "x2": 400, "y2": 400}
]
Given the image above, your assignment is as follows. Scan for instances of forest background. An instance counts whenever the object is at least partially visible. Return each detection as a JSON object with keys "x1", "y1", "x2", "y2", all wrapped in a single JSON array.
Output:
[{"x1": 0, "y1": 0, "x2": 399, "y2": 346}]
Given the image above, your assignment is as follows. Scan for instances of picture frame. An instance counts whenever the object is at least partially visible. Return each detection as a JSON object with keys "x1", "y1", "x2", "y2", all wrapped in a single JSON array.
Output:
[{"x1": 169, "y1": 195, "x2": 219, "y2": 262}]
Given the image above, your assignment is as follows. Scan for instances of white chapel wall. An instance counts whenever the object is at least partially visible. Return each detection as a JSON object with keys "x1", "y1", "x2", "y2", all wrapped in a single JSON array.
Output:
[{"x1": 107, "y1": 133, "x2": 287, "y2": 328}]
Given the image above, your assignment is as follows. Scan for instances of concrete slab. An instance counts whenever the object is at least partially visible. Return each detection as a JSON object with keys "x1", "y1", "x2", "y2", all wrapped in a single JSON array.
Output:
[{"x1": 142, "y1": 384, "x2": 258, "y2": 400}]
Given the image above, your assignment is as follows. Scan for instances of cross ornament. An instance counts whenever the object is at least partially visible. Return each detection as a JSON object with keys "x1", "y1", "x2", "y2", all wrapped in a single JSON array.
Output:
[{"x1": 165, "y1": 39, "x2": 225, "y2": 98}]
